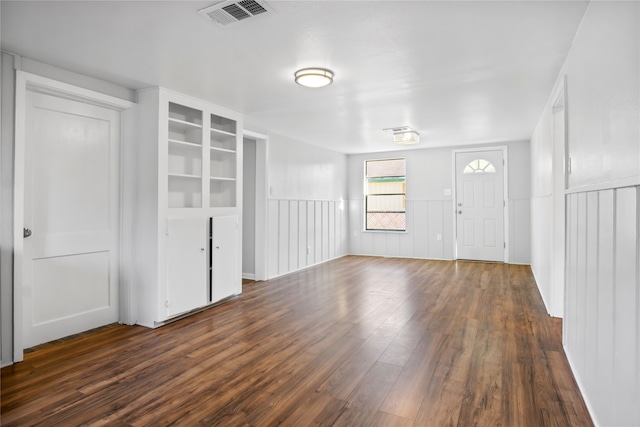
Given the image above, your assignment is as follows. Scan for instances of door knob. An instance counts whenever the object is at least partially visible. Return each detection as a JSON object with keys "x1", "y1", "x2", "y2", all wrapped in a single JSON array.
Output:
[{"x1": 23, "y1": 228, "x2": 32, "y2": 238}]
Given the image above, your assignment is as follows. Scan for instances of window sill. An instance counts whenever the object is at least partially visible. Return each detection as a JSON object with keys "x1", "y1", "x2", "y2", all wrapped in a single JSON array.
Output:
[{"x1": 361, "y1": 230, "x2": 408, "y2": 234}]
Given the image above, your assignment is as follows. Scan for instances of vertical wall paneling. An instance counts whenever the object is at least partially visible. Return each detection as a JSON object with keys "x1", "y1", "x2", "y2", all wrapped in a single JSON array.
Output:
[
  {"x1": 314, "y1": 202, "x2": 322, "y2": 264},
  {"x1": 349, "y1": 200, "x2": 361, "y2": 255},
  {"x1": 413, "y1": 201, "x2": 429, "y2": 258},
  {"x1": 329, "y1": 201, "x2": 335, "y2": 259},
  {"x1": 566, "y1": 194, "x2": 578, "y2": 351},
  {"x1": 576, "y1": 193, "x2": 588, "y2": 375},
  {"x1": 322, "y1": 202, "x2": 329, "y2": 261},
  {"x1": 584, "y1": 192, "x2": 599, "y2": 397},
  {"x1": 428, "y1": 201, "x2": 444, "y2": 259},
  {"x1": 596, "y1": 189, "x2": 615, "y2": 423},
  {"x1": 278, "y1": 200, "x2": 289, "y2": 275},
  {"x1": 386, "y1": 233, "x2": 400, "y2": 255},
  {"x1": 443, "y1": 200, "x2": 454, "y2": 259},
  {"x1": 307, "y1": 201, "x2": 315, "y2": 266},
  {"x1": 613, "y1": 187, "x2": 638, "y2": 425},
  {"x1": 288, "y1": 201, "x2": 299, "y2": 272},
  {"x1": 399, "y1": 201, "x2": 414, "y2": 257},
  {"x1": 266, "y1": 198, "x2": 348, "y2": 280},
  {"x1": 565, "y1": 187, "x2": 640, "y2": 427},
  {"x1": 267, "y1": 200, "x2": 279, "y2": 278},
  {"x1": 298, "y1": 202, "x2": 307, "y2": 270}
]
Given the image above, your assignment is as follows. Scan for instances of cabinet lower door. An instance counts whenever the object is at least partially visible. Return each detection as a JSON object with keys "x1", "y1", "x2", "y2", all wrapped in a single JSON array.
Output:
[
  {"x1": 166, "y1": 217, "x2": 207, "y2": 317},
  {"x1": 211, "y1": 215, "x2": 240, "y2": 302}
]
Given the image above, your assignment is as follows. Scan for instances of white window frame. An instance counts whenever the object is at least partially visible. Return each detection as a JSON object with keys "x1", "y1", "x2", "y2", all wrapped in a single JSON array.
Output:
[{"x1": 364, "y1": 158, "x2": 406, "y2": 232}]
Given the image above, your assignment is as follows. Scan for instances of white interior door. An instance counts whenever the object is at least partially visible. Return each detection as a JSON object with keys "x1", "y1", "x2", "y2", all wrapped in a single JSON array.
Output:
[
  {"x1": 23, "y1": 90, "x2": 120, "y2": 348},
  {"x1": 455, "y1": 150, "x2": 505, "y2": 262},
  {"x1": 211, "y1": 215, "x2": 240, "y2": 302}
]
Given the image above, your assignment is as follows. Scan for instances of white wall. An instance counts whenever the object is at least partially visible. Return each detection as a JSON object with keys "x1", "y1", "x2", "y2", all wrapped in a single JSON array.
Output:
[
  {"x1": 347, "y1": 141, "x2": 530, "y2": 263},
  {"x1": 265, "y1": 133, "x2": 348, "y2": 279},
  {"x1": 530, "y1": 2, "x2": 640, "y2": 426}
]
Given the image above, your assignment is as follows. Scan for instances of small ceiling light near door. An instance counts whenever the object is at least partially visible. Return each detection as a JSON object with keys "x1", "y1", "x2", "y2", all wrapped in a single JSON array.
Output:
[
  {"x1": 393, "y1": 130, "x2": 420, "y2": 145},
  {"x1": 383, "y1": 126, "x2": 420, "y2": 145},
  {"x1": 294, "y1": 68, "x2": 334, "y2": 88}
]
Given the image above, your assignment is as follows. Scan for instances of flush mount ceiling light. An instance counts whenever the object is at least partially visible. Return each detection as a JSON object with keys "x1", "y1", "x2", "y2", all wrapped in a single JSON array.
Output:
[
  {"x1": 394, "y1": 130, "x2": 420, "y2": 145},
  {"x1": 294, "y1": 68, "x2": 334, "y2": 88},
  {"x1": 383, "y1": 126, "x2": 420, "y2": 145}
]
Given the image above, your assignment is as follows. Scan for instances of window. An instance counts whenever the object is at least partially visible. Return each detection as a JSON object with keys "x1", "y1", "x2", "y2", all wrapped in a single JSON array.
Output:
[
  {"x1": 365, "y1": 158, "x2": 406, "y2": 231},
  {"x1": 463, "y1": 158, "x2": 496, "y2": 174}
]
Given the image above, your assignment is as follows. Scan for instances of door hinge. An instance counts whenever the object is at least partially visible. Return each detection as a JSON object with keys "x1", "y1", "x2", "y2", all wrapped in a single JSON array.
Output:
[{"x1": 504, "y1": 242, "x2": 506, "y2": 248}]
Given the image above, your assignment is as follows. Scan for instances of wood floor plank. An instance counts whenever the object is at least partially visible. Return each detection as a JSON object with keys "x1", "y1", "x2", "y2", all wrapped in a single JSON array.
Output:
[{"x1": 1, "y1": 257, "x2": 593, "y2": 426}]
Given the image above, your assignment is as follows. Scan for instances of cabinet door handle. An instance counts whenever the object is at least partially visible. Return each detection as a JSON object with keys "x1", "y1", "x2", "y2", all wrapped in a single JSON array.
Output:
[
  {"x1": 200, "y1": 248, "x2": 205, "y2": 253},
  {"x1": 215, "y1": 246, "x2": 220, "y2": 250}
]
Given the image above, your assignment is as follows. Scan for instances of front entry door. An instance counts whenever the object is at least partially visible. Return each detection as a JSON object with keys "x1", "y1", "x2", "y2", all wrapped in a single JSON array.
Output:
[
  {"x1": 22, "y1": 89, "x2": 120, "y2": 348},
  {"x1": 455, "y1": 150, "x2": 505, "y2": 262}
]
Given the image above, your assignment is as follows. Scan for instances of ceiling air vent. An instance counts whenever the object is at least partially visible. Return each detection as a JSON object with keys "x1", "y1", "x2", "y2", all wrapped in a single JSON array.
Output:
[{"x1": 198, "y1": 0, "x2": 273, "y2": 27}]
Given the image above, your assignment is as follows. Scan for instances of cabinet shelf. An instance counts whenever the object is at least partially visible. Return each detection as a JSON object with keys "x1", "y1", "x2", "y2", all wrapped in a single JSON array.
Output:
[
  {"x1": 210, "y1": 176, "x2": 236, "y2": 181},
  {"x1": 210, "y1": 127, "x2": 235, "y2": 137},
  {"x1": 169, "y1": 139, "x2": 202, "y2": 149},
  {"x1": 168, "y1": 173, "x2": 201, "y2": 179},
  {"x1": 210, "y1": 146, "x2": 236, "y2": 154},
  {"x1": 168, "y1": 117, "x2": 203, "y2": 131}
]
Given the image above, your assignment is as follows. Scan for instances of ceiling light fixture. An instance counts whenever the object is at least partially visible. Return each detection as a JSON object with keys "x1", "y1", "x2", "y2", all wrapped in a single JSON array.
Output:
[
  {"x1": 393, "y1": 130, "x2": 420, "y2": 145},
  {"x1": 383, "y1": 126, "x2": 420, "y2": 145},
  {"x1": 294, "y1": 68, "x2": 334, "y2": 88}
]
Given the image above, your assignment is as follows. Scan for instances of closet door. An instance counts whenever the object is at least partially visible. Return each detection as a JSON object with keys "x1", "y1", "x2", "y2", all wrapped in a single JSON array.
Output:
[
  {"x1": 166, "y1": 217, "x2": 207, "y2": 317},
  {"x1": 211, "y1": 215, "x2": 240, "y2": 302}
]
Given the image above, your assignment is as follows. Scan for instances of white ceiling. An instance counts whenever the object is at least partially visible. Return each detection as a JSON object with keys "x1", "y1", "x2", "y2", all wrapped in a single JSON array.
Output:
[{"x1": 1, "y1": 0, "x2": 588, "y2": 154}]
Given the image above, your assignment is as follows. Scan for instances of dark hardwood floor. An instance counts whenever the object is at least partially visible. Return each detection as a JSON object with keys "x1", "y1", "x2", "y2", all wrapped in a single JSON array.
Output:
[{"x1": 1, "y1": 256, "x2": 593, "y2": 426}]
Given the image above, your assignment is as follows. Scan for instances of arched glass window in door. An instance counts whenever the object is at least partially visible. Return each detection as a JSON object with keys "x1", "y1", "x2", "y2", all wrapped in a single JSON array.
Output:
[{"x1": 463, "y1": 158, "x2": 496, "y2": 174}]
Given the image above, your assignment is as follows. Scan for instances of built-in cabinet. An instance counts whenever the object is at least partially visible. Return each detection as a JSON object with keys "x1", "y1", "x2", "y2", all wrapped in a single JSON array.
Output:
[{"x1": 134, "y1": 87, "x2": 242, "y2": 328}]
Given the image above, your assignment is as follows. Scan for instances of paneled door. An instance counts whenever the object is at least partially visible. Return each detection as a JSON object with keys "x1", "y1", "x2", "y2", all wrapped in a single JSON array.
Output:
[
  {"x1": 166, "y1": 217, "x2": 207, "y2": 317},
  {"x1": 211, "y1": 215, "x2": 240, "y2": 302},
  {"x1": 455, "y1": 150, "x2": 505, "y2": 262},
  {"x1": 22, "y1": 90, "x2": 120, "y2": 348}
]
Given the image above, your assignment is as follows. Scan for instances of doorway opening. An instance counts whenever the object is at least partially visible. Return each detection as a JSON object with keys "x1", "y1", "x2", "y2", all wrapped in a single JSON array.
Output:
[{"x1": 242, "y1": 130, "x2": 268, "y2": 281}]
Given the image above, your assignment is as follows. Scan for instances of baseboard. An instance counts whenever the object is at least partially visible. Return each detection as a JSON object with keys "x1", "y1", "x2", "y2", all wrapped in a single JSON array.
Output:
[
  {"x1": 564, "y1": 346, "x2": 600, "y2": 427},
  {"x1": 267, "y1": 254, "x2": 348, "y2": 280},
  {"x1": 242, "y1": 273, "x2": 256, "y2": 280}
]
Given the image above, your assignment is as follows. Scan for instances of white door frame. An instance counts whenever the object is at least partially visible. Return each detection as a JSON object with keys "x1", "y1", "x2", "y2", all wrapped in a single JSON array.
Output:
[
  {"x1": 242, "y1": 129, "x2": 269, "y2": 281},
  {"x1": 452, "y1": 145, "x2": 509, "y2": 263},
  {"x1": 13, "y1": 71, "x2": 134, "y2": 362}
]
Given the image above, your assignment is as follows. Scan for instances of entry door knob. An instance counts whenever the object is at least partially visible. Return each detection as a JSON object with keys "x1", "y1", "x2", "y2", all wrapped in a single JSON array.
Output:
[{"x1": 23, "y1": 228, "x2": 32, "y2": 238}]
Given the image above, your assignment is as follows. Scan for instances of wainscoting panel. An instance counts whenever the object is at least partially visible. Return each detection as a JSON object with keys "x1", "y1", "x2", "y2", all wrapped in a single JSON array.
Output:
[
  {"x1": 267, "y1": 199, "x2": 348, "y2": 279},
  {"x1": 298, "y1": 202, "x2": 307, "y2": 270},
  {"x1": 288, "y1": 201, "x2": 299, "y2": 273},
  {"x1": 565, "y1": 187, "x2": 640, "y2": 427},
  {"x1": 349, "y1": 199, "x2": 455, "y2": 260}
]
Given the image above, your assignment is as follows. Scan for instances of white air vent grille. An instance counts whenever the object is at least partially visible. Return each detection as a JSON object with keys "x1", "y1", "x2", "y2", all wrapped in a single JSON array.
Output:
[{"x1": 199, "y1": 0, "x2": 273, "y2": 27}]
